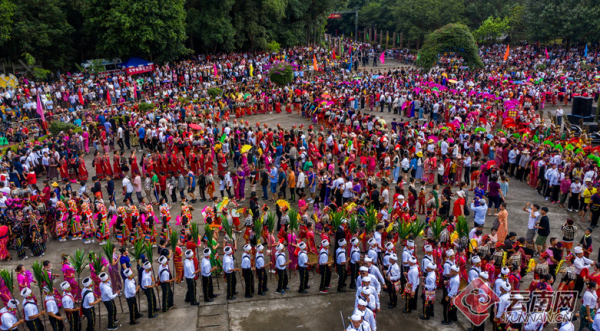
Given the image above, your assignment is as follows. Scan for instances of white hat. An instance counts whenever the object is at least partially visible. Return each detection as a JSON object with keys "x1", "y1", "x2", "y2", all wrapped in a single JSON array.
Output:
[
  {"x1": 574, "y1": 246, "x2": 583, "y2": 254},
  {"x1": 338, "y1": 239, "x2": 347, "y2": 246},
  {"x1": 185, "y1": 249, "x2": 194, "y2": 258},
  {"x1": 224, "y1": 246, "x2": 233, "y2": 254},
  {"x1": 321, "y1": 240, "x2": 329, "y2": 247},
  {"x1": 501, "y1": 267, "x2": 510, "y2": 275},
  {"x1": 368, "y1": 238, "x2": 377, "y2": 246},
  {"x1": 99, "y1": 272, "x2": 109, "y2": 282},
  {"x1": 426, "y1": 263, "x2": 436, "y2": 270},
  {"x1": 399, "y1": 195, "x2": 405, "y2": 199},
  {"x1": 158, "y1": 256, "x2": 168, "y2": 264},
  {"x1": 351, "y1": 238, "x2": 360, "y2": 246},
  {"x1": 501, "y1": 282, "x2": 511, "y2": 292},
  {"x1": 385, "y1": 242, "x2": 394, "y2": 250},
  {"x1": 424, "y1": 245, "x2": 433, "y2": 252},
  {"x1": 472, "y1": 255, "x2": 481, "y2": 263},
  {"x1": 298, "y1": 242, "x2": 307, "y2": 250},
  {"x1": 559, "y1": 310, "x2": 572, "y2": 322},
  {"x1": 409, "y1": 256, "x2": 417, "y2": 264},
  {"x1": 359, "y1": 266, "x2": 368, "y2": 272},
  {"x1": 243, "y1": 244, "x2": 252, "y2": 252},
  {"x1": 351, "y1": 314, "x2": 363, "y2": 322},
  {"x1": 203, "y1": 248, "x2": 211, "y2": 257},
  {"x1": 276, "y1": 243, "x2": 284, "y2": 251},
  {"x1": 361, "y1": 287, "x2": 371, "y2": 295},
  {"x1": 357, "y1": 299, "x2": 368, "y2": 306},
  {"x1": 123, "y1": 269, "x2": 133, "y2": 278},
  {"x1": 82, "y1": 277, "x2": 93, "y2": 287},
  {"x1": 61, "y1": 281, "x2": 71, "y2": 291},
  {"x1": 362, "y1": 275, "x2": 372, "y2": 283},
  {"x1": 446, "y1": 249, "x2": 455, "y2": 257},
  {"x1": 7, "y1": 299, "x2": 18, "y2": 309},
  {"x1": 480, "y1": 271, "x2": 489, "y2": 280},
  {"x1": 20, "y1": 288, "x2": 32, "y2": 297},
  {"x1": 364, "y1": 257, "x2": 373, "y2": 263},
  {"x1": 256, "y1": 244, "x2": 264, "y2": 252},
  {"x1": 143, "y1": 261, "x2": 152, "y2": 270},
  {"x1": 407, "y1": 240, "x2": 414, "y2": 247},
  {"x1": 390, "y1": 253, "x2": 398, "y2": 261},
  {"x1": 451, "y1": 265, "x2": 460, "y2": 272}
]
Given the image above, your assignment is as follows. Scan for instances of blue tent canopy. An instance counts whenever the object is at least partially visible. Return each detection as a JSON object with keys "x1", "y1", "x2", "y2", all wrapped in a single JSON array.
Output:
[{"x1": 120, "y1": 57, "x2": 153, "y2": 68}]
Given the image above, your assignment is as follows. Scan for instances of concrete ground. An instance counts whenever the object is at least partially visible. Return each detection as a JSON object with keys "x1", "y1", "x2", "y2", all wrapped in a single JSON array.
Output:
[{"x1": 4, "y1": 60, "x2": 595, "y2": 331}]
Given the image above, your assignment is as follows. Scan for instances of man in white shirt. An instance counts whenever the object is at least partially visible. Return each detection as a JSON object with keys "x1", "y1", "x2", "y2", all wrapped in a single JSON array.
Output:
[
  {"x1": 99, "y1": 272, "x2": 120, "y2": 330},
  {"x1": 523, "y1": 203, "x2": 540, "y2": 241},
  {"x1": 0, "y1": 299, "x2": 23, "y2": 331},
  {"x1": 21, "y1": 288, "x2": 43, "y2": 331},
  {"x1": 123, "y1": 269, "x2": 143, "y2": 325},
  {"x1": 184, "y1": 250, "x2": 201, "y2": 305},
  {"x1": 223, "y1": 246, "x2": 239, "y2": 300},
  {"x1": 200, "y1": 248, "x2": 217, "y2": 302},
  {"x1": 157, "y1": 256, "x2": 175, "y2": 311},
  {"x1": 141, "y1": 261, "x2": 159, "y2": 318}
]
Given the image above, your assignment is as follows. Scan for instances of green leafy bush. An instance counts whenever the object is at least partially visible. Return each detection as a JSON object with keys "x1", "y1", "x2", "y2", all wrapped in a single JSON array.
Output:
[
  {"x1": 207, "y1": 88, "x2": 223, "y2": 98},
  {"x1": 267, "y1": 40, "x2": 281, "y2": 52},
  {"x1": 49, "y1": 121, "x2": 78, "y2": 136},
  {"x1": 268, "y1": 62, "x2": 294, "y2": 86},
  {"x1": 138, "y1": 102, "x2": 155, "y2": 112}
]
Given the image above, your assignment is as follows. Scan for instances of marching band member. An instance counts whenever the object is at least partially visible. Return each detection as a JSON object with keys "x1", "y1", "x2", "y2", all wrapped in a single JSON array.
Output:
[
  {"x1": 420, "y1": 262, "x2": 437, "y2": 320},
  {"x1": 386, "y1": 253, "x2": 401, "y2": 309}
]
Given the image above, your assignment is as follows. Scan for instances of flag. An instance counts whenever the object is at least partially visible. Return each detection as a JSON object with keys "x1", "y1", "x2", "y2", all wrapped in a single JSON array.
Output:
[
  {"x1": 585, "y1": 44, "x2": 588, "y2": 57},
  {"x1": 313, "y1": 54, "x2": 318, "y2": 71},
  {"x1": 36, "y1": 93, "x2": 45, "y2": 122},
  {"x1": 249, "y1": 63, "x2": 254, "y2": 77},
  {"x1": 379, "y1": 52, "x2": 385, "y2": 64},
  {"x1": 386, "y1": 34, "x2": 389, "y2": 43},
  {"x1": 545, "y1": 47, "x2": 549, "y2": 60},
  {"x1": 78, "y1": 87, "x2": 84, "y2": 105},
  {"x1": 213, "y1": 63, "x2": 218, "y2": 76},
  {"x1": 332, "y1": 50, "x2": 336, "y2": 60},
  {"x1": 107, "y1": 90, "x2": 112, "y2": 106},
  {"x1": 367, "y1": 33, "x2": 369, "y2": 41},
  {"x1": 503, "y1": 45, "x2": 510, "y2": 61}
]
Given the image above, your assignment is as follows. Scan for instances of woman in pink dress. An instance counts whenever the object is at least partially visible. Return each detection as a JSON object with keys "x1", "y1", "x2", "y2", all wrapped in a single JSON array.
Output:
[
  {"x1": 285, "y1": 226, "x2": 298, "y2": 271},
  {"x1": 88, "y1": 253, "x2": 108, "y2": 298},
  {"x1": 0, "y1": 278, "x2": 12, "y2": 306},
  {"x1": 367, "y1": 151, "x2": 377, "y2": 176},
  {"x1": 16, "y1": 265, "x2": 35, "y2": 291},
  {"x1": 82, "y1": 128, "x2": 90, "y2": 153},
  {"x1": 61, "y1": 255, "x2": 81, "y2": 300}
]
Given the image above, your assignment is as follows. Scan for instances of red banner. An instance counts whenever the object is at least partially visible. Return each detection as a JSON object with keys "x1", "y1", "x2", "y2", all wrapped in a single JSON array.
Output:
[
  {"x1": 327, "y1": 13, "x2": 342, "y2": 19},
  {"x1": 126, "y1": 64, "x2": 154, "y2": 75}
]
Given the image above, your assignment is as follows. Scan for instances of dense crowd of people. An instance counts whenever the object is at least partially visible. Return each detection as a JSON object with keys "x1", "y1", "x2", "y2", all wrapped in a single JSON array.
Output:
[{"x1": 0, "y1": 39, "x2": 599, "y2": 331}]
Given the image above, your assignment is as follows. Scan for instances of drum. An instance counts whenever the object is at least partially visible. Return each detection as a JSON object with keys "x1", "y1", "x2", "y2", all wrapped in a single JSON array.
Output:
[{"x1": 307, "y1": 252, "x2": 318, "y2": 265}]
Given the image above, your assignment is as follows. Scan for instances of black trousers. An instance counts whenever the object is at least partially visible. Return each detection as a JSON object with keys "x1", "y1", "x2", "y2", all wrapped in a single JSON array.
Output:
[
  {"x1": 144, "y1": 288, "x2": 157, "y2": 317},
  {"x1": 336, "y1": 264, "x2": 346, "y2": 290},
  {"x1": 551, "y1": 185, "x2": 560, "y2": 202},
  {"x1": 298, "y1": 267, "x2": 308, "y2": 292},
  {"x1": 202, "y1": 275, "x2": 215, "y2": 301},
  {"x1": 82, "y1": 307, "x2": 96, "y2": 331},
  {"x1": 443, "y1": 298, "x2": 458, "y2": 322},
  {"x1": 242, "y1": 268, "x2": 254, "y2": 296},
  {"x1": 421, "y1": 293, "x2": 434, "y2": 318},
  {"x1": 257, "y1": 268, "x2": 267, "y2": 294},
  {"x1": 276, "y1": 268, "x2": 288, "y2": 292},
  {"x1": 568, "y1": 194, "x2": 580, "y2": 210},
  {"x1": 592, "y1": 209, "x2": 600, "y2": 227},
  {"x1": 319, "y1": 265, "x2": 331, "y2": 291},
  {"x1": 226, "y1": 272, "x2": 237, "y2": 299},
  {"x1": 185, "y1": 278, "x2": 198, "y2": 304},
  {"x1": 126, "y1": 296, "x2": 141, "y2": 323},
  {"x1": 49, "y1": 315, "x2": 65, "y2": 331},
  {"x1": 349, "y1": 263, "x2": 359, "y2": 289},
  {"x1": 26, "y1": 319, "x2": 44, "y2": 331},
  {"x1": 389, "y1": 281, "x2": 398, "y2": 307},
  {"x1": 103, "y1": 300, "x2": 117, "y2": 329},
  {"x1": 65, "y1": 312, "x2": 80, "y2": 331},
  {"x1": 161, "y1": 282, "x2": 174, "y2": 312}
]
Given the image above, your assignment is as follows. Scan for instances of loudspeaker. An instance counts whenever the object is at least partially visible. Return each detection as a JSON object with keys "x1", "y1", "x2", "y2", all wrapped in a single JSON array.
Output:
[
  {"x1": 572, "y1": 96, "x2": 593, "y2": 117},
  {"x1": 572, "y1": 97, "x2": 582, "y2": 116},
  {"x1": 567, "y1": 114, "x2": 595, "y2": 124}
]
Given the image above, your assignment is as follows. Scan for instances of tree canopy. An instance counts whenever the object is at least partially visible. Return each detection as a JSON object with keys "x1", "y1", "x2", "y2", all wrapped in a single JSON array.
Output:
[{"x1": 416, "y1": 23, "x2": 483, "y2": 71}]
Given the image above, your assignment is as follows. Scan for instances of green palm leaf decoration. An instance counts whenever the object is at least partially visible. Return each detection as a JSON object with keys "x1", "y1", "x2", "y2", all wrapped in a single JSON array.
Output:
[
  {"x1": 203, "y1": 224, "x2": 214, "y2": 246},
  {"x1": 90, "y1": 252, "x2": 105, "y2": 276},
  {"x1": 221, "y1": 215, "x2": 233, "y2": 240},
  {"x1": 348, "y1": 215, "x2": 359, "y2": 234},
  {"x1": 394, "y1": 221, "x2": 411, "y2": 241},
  {"x1": 288, "y1": 207, "x2": 299, "y2": 233},
  {"x1": 364, "y1": 206, "x2": 378, "y2": 234},
  {"x1": 408, "y1": 218, "x2": 426, "y2": 239},
  {"x1": 190, "y1": 223, "x2": 200, "y2": 245},
  {"x1": 0, "y1": 269, "x2": 15, "y2": 296},
  {"x1": 329, "y1": 210, "x2": 345, "y2": 230},
  {"x1": 145, "y1": 242, "x2": 154, "y2": 264},
  {"x1": 428, "y1": 217, "x2": 445, "y2": 241},
  {"x1": 169, "y1": 231, "x2": 179, "y2": 253},
  {"x1": 69, "y1": 248, "x2": 88, "y2": 283},
  {"x1": 253, "y1": 217, "x2": 263, "y2": 242},
  {"x1": 266, "y1": 211, "x2": 277, "y2": 235},
  {"x1": 132, "y1": 239, "x2": 145, "y2": 263},
  {"x1": 101, "y1": 240, "x2": 115, "y2": 262}
]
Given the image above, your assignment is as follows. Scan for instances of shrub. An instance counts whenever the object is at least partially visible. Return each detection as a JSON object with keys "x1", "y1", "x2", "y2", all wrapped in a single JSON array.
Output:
[
  {"x1": 207, "y1": 88, "x2": 223, "y2": 98},
  {"x1": 268, "y1": 62, "x2": 294, "y2": 86},
  {"x1": 535, "y1": 63, "x2": 547, "y2": 71},
  {"x1": 138, "y1": 102, "x2": 155, "y2": 112},
  {"x1": 49, "y1": 121, "x2": 79, "y2": 136},
  {"x1": 267, "y1": 40, "x2": 281, "y2": 52}
]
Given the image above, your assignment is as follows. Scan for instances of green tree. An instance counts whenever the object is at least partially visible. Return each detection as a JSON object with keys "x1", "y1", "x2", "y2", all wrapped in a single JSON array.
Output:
[
  {"x1": 0, "y1": 0, "x2": 75, "y2": 70},
  {"x1": 0, "y1": 0, "x2": 15, "y2": 45},
  {"x1": 186, "y1": 0, "x2": 235, "y2": 53},
  {"x1": 524, "y1": 0, "x2": 600, "y2": 46},
  {"x1": 416, "y1": 23, "x2": 483, "y2": 71},
  {"x1": 472, "y1": 16, "x2": 510, "y2": 44},
  {"x1": 85, "y1": 0, "x2": 189, "y2": 62}
]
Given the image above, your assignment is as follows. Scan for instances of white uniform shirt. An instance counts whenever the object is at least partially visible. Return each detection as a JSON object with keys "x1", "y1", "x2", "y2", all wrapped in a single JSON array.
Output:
[
  {"x1": 158, "y1": 264, "x2": 171, "y2": 282},
  {"x1": 447, "y1": 275, "x2": 460, "y2": 298},
  {"x1": 44, "y1": 295, "x2": 59, "y2": 315},
  {"x1": 241, "y1": 253, "x2": 252, "y2": 269},
  {"x1": 82, "y1": 287, "x2": 95, "y2": 308},
  {"x1": 276, "y1": 252, "x2": 287, "y2": 270},
  {"x1": 184, "y1": 258, "x2": 196, "y2": 279},
  {"x1": 425, "y1": 271, "x2": 437, "y2": 291},
  {"x1": 356, "y1": 274, "x2": 381, "y2": 294},
  {"x1": 583, "y1": 290, "x2": 598, "y2": 309},
  {"x1": 336, "y1": 247, "x2": 346, "y2": 265},
  {"x1": 124, "y1": 278, "x2": 137, "y2": 299},
  {"x1": 201, "y1": 258, "x2": 212, "y2": 277},
  {"x1": 0, "y1": 307, "x2": 18, "y2": 330},
  {"x1": 298, "y1": 251, "x2": 308, "y2": 268},
  {"x1": 387, "y1": 263, "x2": 401, "y2": 282},
  {"x1": 496, "y1": 293, "x2": 510, "y2": 319},
  {"x1": 141, "y1": 270, "x2": 154, "y2": 290},
  {"x1": 367, "y1": 265, "x2": 385, "y2": 286},
  {"x1": 468, "y1": 266, "x2": 481, "y2": 283},
  {"x1": 223, "y1": 254, "x2": 234, "y2": 273},
  {"x1": 255, "y1": 253, "x2": 265, "y2": 269},
  {"x1": 407, "y1": 265, "x2": 419, "y2": 291},
  {"x1": 22, "y1": 299, "x2": 39, "y2": 321},
  {"x1": 100, "y1": 282, "x2": 118, "y2": 302},
  {"x1": 61, "y1": 293, "x2": 75, "y2": 310},
  {"x1": 319, "y1": 248, "x2": 329, "y2": 265},
  {"x1": 353, "y1": 308, "x2": 377, "y2": 331}
]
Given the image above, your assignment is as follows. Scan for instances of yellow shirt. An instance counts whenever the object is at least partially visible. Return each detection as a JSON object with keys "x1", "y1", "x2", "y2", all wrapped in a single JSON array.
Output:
[{"x1": 584, "y1": 188, "x2": 597, "y2": 204}]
